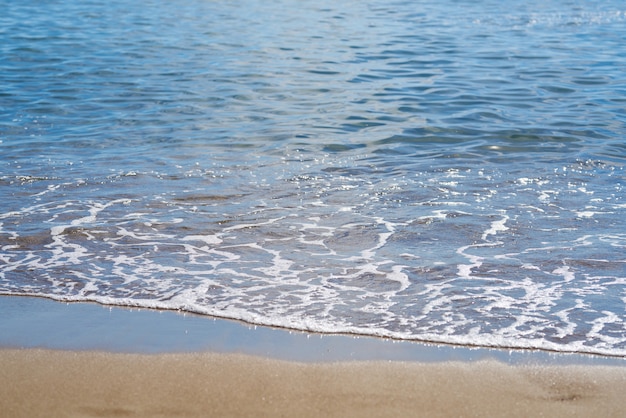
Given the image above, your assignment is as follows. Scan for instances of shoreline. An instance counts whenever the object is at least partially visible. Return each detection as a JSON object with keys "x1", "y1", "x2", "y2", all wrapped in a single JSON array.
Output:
[
  {"x1": 1, "y1": 295, "x2": 623, "y2": 365},
  {"x1": 2, "y1": 295, "x2": 625, "y2": 417}
]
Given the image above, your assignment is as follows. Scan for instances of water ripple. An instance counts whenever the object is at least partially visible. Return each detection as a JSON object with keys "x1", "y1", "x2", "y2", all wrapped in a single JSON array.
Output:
[{"x1": 1, "y1": 0, "x2": 625, "y2": 356}]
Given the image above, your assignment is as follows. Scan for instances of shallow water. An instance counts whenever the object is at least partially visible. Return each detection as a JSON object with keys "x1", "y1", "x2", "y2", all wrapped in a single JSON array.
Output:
[{"x1": 1, "y1": 0, "x2": 625, "y2": 356}]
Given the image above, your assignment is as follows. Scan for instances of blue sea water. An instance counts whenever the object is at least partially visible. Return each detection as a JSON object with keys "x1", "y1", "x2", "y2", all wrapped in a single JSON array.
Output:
[{"x1": 1, "y1": 0, "x2": 625, "y2": 357}]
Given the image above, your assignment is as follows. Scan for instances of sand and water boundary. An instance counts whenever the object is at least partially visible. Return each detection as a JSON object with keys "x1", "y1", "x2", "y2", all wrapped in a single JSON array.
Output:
[{"x1": 1, "y1": 295, "x2": 625, "y2": 417}]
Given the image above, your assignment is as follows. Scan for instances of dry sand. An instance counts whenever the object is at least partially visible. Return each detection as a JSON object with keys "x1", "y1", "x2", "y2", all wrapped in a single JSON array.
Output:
[{"x1": 1, "y1": 349, "x2": 625, "y2": 418}]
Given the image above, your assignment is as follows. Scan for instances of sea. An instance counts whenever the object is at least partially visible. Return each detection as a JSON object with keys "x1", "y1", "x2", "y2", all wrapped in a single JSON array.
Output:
[{"x1": 1, "y1": 0, "x2": 625, "y2": 358}]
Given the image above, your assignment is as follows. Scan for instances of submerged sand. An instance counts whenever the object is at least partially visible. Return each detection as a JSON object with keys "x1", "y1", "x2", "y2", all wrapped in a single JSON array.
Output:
[{"x1": 1, "y1": 349, "x2": 625, "y2": 418}]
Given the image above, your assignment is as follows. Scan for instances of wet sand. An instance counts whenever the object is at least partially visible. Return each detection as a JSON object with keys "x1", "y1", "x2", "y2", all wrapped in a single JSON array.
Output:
[
  {"x1": 1, "y1": 348, "x2": 625, "y2": 418},
  {"x1": 2, "y1": 295, "x2": 622, "y2": 365}
]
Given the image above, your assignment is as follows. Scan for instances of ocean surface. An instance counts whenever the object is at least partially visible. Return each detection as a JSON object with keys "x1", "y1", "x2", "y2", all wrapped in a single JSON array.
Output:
[{"x1": 1, "y1": 0, "x2": 625, "y2": 357}]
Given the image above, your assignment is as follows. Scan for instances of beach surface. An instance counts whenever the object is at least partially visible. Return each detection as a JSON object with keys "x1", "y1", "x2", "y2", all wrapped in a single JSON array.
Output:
[
  {"x1": 2, "y1": 348, "x2": 626, "y2": 418},
  {"x1": 1, "y1": 296, "x2": 625, "y2": 417}
]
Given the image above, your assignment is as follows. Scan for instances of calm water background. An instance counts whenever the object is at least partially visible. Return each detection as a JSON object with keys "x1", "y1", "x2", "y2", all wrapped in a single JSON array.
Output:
[{"x1": 1, "y1": 0, "x2": 625, "y2": 356}]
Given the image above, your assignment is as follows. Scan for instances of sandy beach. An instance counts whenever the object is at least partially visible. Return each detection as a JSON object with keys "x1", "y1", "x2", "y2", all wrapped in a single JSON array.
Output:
[{"x1": 1, "y1": 348, "x2": 625, "y2": 418}]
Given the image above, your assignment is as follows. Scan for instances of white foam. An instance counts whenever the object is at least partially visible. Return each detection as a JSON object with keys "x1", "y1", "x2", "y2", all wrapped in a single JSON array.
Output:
[
  {"x1": 182, "y1": 234, "x2": 223, "y2": 245},
  {"x1": 552, "y1": 266, "x2": 575, "y2": 282},
  {"x1": 481, "y1": 214, "x2": 509, "y2": 240},
  {"x1": 2, "y1": 160, "x2": 626, "y2": 357}
]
